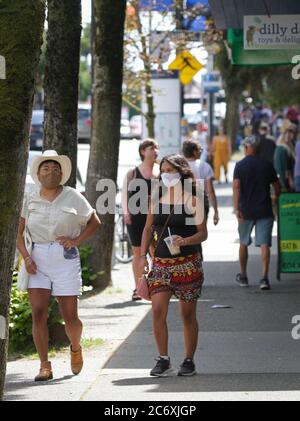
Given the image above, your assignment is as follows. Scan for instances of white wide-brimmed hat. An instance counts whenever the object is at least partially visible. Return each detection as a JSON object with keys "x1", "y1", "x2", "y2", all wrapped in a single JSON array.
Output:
[{"x1": 30, "y1": 150, "x2": 72, "y2": 185}]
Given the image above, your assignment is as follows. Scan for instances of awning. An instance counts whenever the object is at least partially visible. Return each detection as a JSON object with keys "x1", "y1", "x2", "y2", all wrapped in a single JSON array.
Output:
[{"x1": 209, "y1": 0, "x2": 300, "y2": 29}]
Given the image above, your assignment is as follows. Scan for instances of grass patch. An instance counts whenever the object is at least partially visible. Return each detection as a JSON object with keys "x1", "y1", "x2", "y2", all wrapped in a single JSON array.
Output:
[
  {"x1": 8, "y1": 338, "x2": 105, "y2": 361},
  {"x1": 81, "y1": 338, "x2": 105, "y2": 348},
  {"x1": 8, "y1": 343, "x2": 68, "y2": 361}
]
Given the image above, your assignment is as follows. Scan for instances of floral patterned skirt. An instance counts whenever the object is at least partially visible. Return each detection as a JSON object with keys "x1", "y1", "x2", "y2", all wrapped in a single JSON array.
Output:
[{"x1": 147, "y1": 253, "x2": 204, "y2": 302}]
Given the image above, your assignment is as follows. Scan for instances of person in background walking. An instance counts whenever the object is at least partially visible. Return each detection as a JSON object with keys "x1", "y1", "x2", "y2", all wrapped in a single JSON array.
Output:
[
  {"x1": 16, "y1": 150, "x2": 101, "y2": 381},
  {"x1": 191, "y1": 122, "x2": 209, "y2": 162},
  {"x1": 212, "y1": 125, "x2": 231, "y2": 183},
  {"x1": 140, "y1": 155, "x2": 207, "y2": 377},
  {"x1": 122, "y1": 139, "x2": 160, "y2": 300},
  {"x1": 233, "y1": 137, "x2": 281, "y2": 291},
  {"x1": 274, "y1": 124, "x2": 298, "y2": 192},
  {"x1": 294, "y1": 134, "x2": 300, "y2": 192},
  {"x1": 257, "y1": 121, "x2": 276, "y2": 165},
  {"x1": 182, "y1": 139, "x2": 219, "y2": 225}
]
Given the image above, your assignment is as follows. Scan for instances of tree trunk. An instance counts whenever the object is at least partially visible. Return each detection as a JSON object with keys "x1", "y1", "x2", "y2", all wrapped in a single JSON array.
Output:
[
  {"x1": 43, "y1": 0, "x2": 82, "y2": 188},
  {"x1": 225, "y1": 88, "x2": 240, "y2": 151},
  {"x1": 0, "y1": 0, "x2": 45, "y2": 400},
  {"x1": 133, "y1": 0, "x2": 155, "y2": 138},
  {"x1": 86, "y1": 0, "x2": 126, "y2": 290},
  {"x1": 145, "y1": 76, "x2": 155, "y2": 138}
]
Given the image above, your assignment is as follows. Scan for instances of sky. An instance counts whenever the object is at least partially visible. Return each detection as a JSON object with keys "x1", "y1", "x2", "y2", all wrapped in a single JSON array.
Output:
[
  {"x1": 82, "y1": 0, "x2": 91, "y2": 24},
  {"x1": 80, "y1": 1, "x2": 210, "y2": 85}
]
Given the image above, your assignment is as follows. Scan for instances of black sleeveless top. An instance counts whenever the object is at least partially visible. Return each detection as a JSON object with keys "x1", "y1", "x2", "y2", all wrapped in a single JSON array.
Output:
[
  {"x1": 153, "y1": 202, "x2": 199, "y2": 258},
  {"x1": 128, "y1": 167, "x2": 152, "y2": 225}
]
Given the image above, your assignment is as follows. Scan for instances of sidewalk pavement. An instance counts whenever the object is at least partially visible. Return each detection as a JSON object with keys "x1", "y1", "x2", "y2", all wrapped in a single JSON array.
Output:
[{"x1": 5, "y1": 180, "x2": 300, "y2": 401}]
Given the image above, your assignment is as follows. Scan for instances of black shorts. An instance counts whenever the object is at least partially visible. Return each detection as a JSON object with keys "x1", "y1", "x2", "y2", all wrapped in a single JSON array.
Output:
[{"x1": 127, "y1": 215, "x2": 147, "y2": 247}]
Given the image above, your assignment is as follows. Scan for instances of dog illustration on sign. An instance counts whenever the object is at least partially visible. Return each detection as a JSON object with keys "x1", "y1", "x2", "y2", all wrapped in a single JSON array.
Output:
[{"x1": 246, "y1": 26, "x2": 257, "y2": 47}]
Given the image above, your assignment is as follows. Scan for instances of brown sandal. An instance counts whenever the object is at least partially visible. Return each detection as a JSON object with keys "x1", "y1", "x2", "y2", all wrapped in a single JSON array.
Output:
[
  {"x1": 70, "y1": 346, "x2": 83, "y2": 375},
  {"x1": 34, "y1": 361, "x2": 53, "y2": 382}
]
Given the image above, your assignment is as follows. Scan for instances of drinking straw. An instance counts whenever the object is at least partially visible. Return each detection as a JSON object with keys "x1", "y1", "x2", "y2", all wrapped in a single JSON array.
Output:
[{"x1": 167, "y1": 227, "x2": 173, "y2": 244}]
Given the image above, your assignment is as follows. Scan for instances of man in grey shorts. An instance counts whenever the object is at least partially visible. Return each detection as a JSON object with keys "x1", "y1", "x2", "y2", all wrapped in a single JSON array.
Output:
[{"x1": 233, "y1": 136, "x2": 281, "y2": 290}]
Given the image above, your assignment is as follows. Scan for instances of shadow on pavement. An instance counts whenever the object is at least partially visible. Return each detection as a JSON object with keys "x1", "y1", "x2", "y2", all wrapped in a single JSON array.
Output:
[
  {"x1": 4, "y1": 373, "x2": 75, "y2": 400},
  {"x1": 111, "y1": 373, "x2": 300, "y2": 392},
  {"x1": 100, "y1": 255, "x2": 300, "y2": 395},
  {"x1": 104, "y1": 301, "x2": 151, "y2": 310}
]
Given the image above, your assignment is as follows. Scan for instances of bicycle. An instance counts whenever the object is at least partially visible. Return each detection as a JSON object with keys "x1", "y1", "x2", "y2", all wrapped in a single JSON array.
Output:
[{"x1": 114, "y1": 202, "x2": 133, "y2": 264}]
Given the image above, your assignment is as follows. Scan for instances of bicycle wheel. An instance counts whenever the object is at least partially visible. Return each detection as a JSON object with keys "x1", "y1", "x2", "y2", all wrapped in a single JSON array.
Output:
[{"x1": 114, "y1": 214, "x2": 133, "y2": 263}]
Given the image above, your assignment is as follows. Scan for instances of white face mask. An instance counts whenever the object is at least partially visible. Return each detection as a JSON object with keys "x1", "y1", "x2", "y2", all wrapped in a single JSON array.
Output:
[{"x1": 161, "y1": 172, "x2": 181, "y2": 188}]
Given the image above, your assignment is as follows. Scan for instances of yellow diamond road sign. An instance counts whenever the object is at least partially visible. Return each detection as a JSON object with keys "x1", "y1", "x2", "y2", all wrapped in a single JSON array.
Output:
[{"x1": 168, "y1": 51, "x2": 204, "y2": 85}]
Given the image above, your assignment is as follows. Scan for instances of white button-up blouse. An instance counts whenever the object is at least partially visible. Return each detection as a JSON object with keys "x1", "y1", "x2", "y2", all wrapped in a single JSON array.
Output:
[{"x1": 21, "y1": 186, "x2": 96, "y2": 243}]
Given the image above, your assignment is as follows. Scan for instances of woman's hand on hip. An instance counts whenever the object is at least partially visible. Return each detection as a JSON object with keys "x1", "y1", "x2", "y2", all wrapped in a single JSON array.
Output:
[
  {"x1": 56, "y1": 236, "x2": 79, "y2": 248},
  {"x1": 25, "y1": 257, "x2": 37, "y2": 275}
]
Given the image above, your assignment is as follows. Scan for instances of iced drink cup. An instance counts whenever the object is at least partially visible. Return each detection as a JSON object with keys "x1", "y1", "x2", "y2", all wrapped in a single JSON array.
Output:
[{"x1": 164, "y1": 235, "x2": 181, "y2": 256}]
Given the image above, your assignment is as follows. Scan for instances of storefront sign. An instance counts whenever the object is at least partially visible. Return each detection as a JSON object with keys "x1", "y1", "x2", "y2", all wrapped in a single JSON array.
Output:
[
  {"x1": 244, "y1": 15, "x2": 300, "y2": 50},
  {"x1": 278, "y1": 193, "x2": 300, "y2": 279}
]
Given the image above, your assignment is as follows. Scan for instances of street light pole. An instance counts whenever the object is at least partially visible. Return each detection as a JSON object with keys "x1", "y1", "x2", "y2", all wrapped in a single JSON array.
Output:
[{"x1": 207, "y1": 54, "x2": 215, "y2": 143}]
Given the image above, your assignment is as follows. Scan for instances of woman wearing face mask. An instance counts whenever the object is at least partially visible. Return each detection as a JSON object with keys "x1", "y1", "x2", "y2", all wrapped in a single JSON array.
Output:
[
  {"x1": 16, "y1": 150, "x2": 101, "y2": 382},
  {"x1": 139, "y1": 155, "x2": 207, "y2": 377}
]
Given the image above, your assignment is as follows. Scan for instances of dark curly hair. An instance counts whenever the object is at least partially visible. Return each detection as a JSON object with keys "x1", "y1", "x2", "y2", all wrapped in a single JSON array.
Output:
[{"x1": 159, "y1": 154, "x2": 196, "y2": 197}]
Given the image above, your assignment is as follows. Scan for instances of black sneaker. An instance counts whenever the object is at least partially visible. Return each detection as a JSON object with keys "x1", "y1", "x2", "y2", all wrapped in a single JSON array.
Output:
[
  {"x1": 150, "y1": 357, "x2": 173, "y2": 377},
  {"x1": 260, "y1": 278, "x2": 271, "y2": 290},
  {"x1": 236, "y1": 273, "x2": 249, "y2": 287},
  {"x1": 178, "y1": 358, "x2": 196, "y2": 376}
]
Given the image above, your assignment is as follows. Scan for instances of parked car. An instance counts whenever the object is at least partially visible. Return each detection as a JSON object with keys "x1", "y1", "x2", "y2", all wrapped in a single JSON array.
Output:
[
  {"x1": 29, "y1": 106, "x2": 93, "y2": 146},
  {"x1": 78, "y1": 104, "x2": 92, "y2": 143},
  {"x1": 30, "y1": 110, "x2": 44, "y2": 150}
]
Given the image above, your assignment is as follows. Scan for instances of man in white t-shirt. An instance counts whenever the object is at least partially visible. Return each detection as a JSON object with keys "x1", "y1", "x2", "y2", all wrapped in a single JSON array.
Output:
[{"x1": 182, "y1": 139, "x2": 219, "y2": 225}]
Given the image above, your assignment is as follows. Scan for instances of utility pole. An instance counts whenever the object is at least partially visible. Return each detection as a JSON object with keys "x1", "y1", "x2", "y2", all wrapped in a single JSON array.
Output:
[{"x1": 207, "y1": 54, "x2": 215, "y2": 143}]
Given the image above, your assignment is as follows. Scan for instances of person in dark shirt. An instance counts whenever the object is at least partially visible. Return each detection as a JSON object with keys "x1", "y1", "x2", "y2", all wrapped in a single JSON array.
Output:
[
  {"x1": 257, "y1": 122, "x2": 276, "y2": 165},
  {"x1": 233, "y1": 136, "x2": 281, "y2": 290}
]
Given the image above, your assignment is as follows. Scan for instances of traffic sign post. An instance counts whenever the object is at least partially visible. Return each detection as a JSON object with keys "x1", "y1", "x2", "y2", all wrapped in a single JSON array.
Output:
[{"x1": 168, "y1": 51, "x2": 204, "y2": 85}]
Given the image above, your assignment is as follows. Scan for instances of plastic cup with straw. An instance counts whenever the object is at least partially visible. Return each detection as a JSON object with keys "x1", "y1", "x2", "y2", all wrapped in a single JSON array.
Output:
[{"x1": 164, "y1": 226, "x2": 180, "y2": 255}]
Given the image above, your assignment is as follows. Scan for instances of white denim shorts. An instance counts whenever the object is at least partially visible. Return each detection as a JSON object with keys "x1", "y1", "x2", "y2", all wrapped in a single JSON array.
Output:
[{"x1": 28, "y1": 242, "x2": 82, "y2": 296}]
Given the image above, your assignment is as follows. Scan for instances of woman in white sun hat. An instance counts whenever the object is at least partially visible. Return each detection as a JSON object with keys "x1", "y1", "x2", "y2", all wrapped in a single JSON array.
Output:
[{"x1": 16, "y1": 150, "x2": 101, "y2": 382}]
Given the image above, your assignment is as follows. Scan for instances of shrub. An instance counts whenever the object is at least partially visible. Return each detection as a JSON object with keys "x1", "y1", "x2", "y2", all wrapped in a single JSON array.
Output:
[{"x1": 80, "y1": 244, "x2": 103, "y2": 287}]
